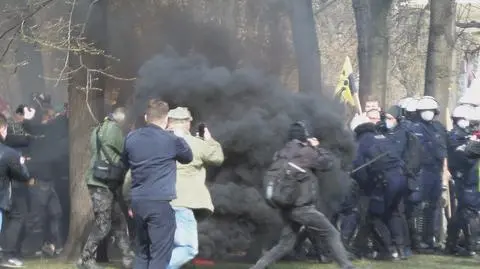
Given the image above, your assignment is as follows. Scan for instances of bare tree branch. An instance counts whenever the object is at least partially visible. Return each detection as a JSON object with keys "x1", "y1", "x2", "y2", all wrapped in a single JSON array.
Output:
[
  {"x1": 0, "y1": 30, "x2": 18, "y2": 62},
  {"x1": 0, "y1": 0, "x2": 56, "y2": 40},
  {"x1": 315, "y1": 0, "x2": 336, "y2": 15},
  {"x1": 55, "y1": 0, "x2": 76, "y2": 87},
  {"x1": 457, "y1": 20, "x2": 480, "y2": 28}
]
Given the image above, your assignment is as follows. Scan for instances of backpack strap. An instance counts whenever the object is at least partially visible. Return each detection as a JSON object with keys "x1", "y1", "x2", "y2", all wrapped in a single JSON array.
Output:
[{"x1": 96, "y1": 122, "x2": 115, "y2": 165}]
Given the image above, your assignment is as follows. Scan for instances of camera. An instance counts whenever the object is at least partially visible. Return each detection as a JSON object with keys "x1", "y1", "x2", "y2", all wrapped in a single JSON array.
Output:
[{"x1": 198, "y1": 123, "x2": 206, "y2": 139}]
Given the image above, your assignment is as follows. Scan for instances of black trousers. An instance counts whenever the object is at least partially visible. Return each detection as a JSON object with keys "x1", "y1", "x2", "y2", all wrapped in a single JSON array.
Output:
[
  {"x1": 3, "y1": 188, "x2": 28, "y2": 258},
  {"x1": 250, "y1": 205, "x2": 353, "y2": 269},
  {"x1": 27, "y1": 181, "x2": 63, "y2": 248}
]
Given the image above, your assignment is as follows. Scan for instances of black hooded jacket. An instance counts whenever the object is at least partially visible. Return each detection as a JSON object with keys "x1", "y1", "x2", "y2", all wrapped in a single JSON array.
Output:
[
  {"x1": 0, "y1": 140, "x2": 31, "y2": 210},
  {"x1": 23, "y1": 115, "x2": 68, "y2": 181}
]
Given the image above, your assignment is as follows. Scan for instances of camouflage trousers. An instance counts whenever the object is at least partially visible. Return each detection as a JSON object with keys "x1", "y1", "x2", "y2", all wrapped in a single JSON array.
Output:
[{"x1": 81, "y1": 186, "x2": 133, "y2": 262}]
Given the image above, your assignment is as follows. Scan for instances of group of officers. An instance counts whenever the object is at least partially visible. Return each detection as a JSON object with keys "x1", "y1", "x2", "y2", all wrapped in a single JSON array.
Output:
[
  {"x1": 339, "y1": 95, "x2": 480, "y2": 261},
  {"x1": 247, "y1": 94, "x2": 480, "y2": 269}
]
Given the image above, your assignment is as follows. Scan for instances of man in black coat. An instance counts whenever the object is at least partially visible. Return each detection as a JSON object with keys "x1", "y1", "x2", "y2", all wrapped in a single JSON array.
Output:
[{"x1": 0, "y1": 113, "x2": 35, "y2": 268}]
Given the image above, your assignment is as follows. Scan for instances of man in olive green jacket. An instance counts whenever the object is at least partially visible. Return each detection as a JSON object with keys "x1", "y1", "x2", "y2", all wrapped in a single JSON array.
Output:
[
  {"x1": 77, "y1": 107, "x2": 133, "y2": 269},
  {"x1": 166, "y1": 107, "x2": 224, "y2": 269}
]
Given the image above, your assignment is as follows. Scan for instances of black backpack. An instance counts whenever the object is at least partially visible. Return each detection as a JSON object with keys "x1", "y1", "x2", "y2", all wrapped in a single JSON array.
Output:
[{"x1": 263, "y1": 142, "x2": 309, "y2": 208}]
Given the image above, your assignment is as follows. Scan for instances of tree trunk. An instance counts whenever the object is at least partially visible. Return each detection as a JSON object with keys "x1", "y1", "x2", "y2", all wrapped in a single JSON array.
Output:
[
  {"x1": 288, "y1": 0, "x2": 323, "y2": 93},
  {"x1": 352, "y1": 0, "x2": 393, "y2": 107},
  {"x1": 424, "y1": 0, "x2": 456, "y2": 124},
  {"x1": 62, "y1": 0, "x2": 107, "y2": 261}
]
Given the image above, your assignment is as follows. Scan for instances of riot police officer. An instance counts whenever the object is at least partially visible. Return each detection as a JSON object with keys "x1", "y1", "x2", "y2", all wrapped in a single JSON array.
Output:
[
  {"x1": 383, "y1": 106, "x2": 422, "y2": 257},
  {"x1": 402, "y1": 98, "x2": 420, "y2": 127},
  {"x1": 350, "y1": 114, "x2": 407, "y2": 260},
  {"x1": 445, "y1": 104, "x2": 478, "y2": 256},
  {"x1": 410, "y1": 96, "x2": 448, "y2": 252}
]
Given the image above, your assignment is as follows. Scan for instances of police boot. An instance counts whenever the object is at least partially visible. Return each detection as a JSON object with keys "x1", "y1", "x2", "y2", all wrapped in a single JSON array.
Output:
[
  {"x1": 409, "y1": 206, "x2": 426, "y2": 251},
  {"x1": 418, "y1": 204, "x2": 436, "y2": 254},
  {"x1": 445, "y1": 220, "x2": 460, "y2": 255},
  {"x1": 462, "y1": 227, "x2": 478, "y2": 257}
]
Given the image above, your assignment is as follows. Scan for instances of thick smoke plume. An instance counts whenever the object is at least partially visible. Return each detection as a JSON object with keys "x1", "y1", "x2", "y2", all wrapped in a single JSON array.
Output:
[{"x1": 134, "y1": 50, "x2": 356, "y2": 260}]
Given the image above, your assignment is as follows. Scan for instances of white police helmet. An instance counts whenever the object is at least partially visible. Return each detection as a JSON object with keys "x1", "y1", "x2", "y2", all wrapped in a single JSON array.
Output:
[
  {"x1": 452, "y1": 105, "x2": 474, "y2": 119},
  {"x1": 416, "y1": 96, "x2": 439, "y2": 110},
  {"x1": 350, "y1": 114, "x2": 371, "y2": 131},
  {"x1": 398, "y1": 97, "x2": 413, "y2": 109},
  {"x1": 458, "y1": 94, "x2": 480, "y2": 107},
  {"x1": 405, "y1": 98, "x2": 419, "y2": 112},
  {"x1": 468, "y1": 106, "x2": 480, "y2": 122}
]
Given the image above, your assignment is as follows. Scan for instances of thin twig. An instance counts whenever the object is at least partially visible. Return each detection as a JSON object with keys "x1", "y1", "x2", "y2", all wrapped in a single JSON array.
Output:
[
  {"x1": 315, "y1": 0, "x2": 337, "y2": 15},
  {"x1": 89, "y1": 69, "x2": 136, "y2": 81},
  {"x1": 0, "y1": 0, "x2": 56, "y2": 41},
  {"x1": 85, "y1": 70, "x2": 99, "y2": 123},
  {"x1": 0, "y1": 30, "x2": 18, "y2": 62},
  {"x1": 55, "y1": 0, "x2": 76, "y2": 87}
]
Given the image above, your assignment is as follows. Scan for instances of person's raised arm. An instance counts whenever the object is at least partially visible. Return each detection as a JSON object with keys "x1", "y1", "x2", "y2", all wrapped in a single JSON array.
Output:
[
  {"x1": 200, "y1": 128, "x2": 224, "y2": 166},
  {"x1": 305, "y1": 138, "x2": 334, "y2": 172}
]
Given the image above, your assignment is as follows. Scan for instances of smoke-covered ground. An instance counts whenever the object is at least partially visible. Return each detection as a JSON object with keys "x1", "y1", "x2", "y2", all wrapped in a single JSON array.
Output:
[{"x1": 134, "y1": 49, "x2": 356, "y2": 260}]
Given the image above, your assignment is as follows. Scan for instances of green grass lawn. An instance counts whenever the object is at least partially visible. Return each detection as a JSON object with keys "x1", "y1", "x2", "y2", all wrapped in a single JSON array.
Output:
[{"x1": 20, "y1": 255, "x2": 480, "y2": 269}]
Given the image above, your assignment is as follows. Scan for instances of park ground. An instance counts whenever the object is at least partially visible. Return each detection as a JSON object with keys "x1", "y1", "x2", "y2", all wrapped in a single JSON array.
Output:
[{"x1": 20, "y1": 255, "x2": 480, "y2": 269}]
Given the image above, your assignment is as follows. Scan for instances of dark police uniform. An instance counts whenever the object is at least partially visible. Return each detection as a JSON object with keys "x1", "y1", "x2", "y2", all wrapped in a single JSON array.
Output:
[
  {"x1": 446, "y1": 131, "x2": 480, "y2": 255},
  {"x1": 410, "y1": 120, "x2": 447, "y2": 249},
  {"x1": 352, "y1": 122, "x2": 407, "y2": 258},
  {"x1": 385, "y1": 121, "x2": 422, "y2": 251}
]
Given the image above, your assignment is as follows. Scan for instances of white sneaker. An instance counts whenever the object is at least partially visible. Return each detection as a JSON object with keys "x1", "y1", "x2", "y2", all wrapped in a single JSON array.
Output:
[{"x1": 1, "y1": 258, "x2": 24, "y2": 268}]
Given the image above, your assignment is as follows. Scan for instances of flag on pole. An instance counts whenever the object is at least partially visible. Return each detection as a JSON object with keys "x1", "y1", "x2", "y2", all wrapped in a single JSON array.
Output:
[{"x1": 334, "y1": 56, "x2": 356, "y2": 106}]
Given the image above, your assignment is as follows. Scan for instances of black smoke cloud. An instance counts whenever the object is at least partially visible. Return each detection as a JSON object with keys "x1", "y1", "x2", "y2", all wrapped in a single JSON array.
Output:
[{"x1": 134, "y1": 49, "x2": 356, "y2": 260}]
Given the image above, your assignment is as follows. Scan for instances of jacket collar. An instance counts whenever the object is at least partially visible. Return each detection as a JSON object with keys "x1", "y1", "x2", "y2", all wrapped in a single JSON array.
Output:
[{"x1": 354, "y1": 123, "x2": 376, "y2": 138}]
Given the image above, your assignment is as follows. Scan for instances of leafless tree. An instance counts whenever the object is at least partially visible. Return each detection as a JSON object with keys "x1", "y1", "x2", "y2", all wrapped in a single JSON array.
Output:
[{"x1": 424, "y1": 0, "x2": 456, "y2": 122}]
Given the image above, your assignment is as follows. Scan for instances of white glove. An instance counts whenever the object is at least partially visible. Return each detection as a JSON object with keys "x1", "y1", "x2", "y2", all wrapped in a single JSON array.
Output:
[{"x1": 23, "y1": 107, "x2": 35, "y2": 120}]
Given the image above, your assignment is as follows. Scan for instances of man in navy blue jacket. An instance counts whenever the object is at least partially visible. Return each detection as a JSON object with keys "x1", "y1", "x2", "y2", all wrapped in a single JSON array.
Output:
[{"x1": 123, "y1": 99, "x2": 193, "y2": 269}]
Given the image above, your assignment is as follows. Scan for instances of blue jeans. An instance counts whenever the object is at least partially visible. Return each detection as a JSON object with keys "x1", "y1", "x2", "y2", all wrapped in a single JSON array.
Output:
[{"x1": 167, "y1": 207, "x2": 198, "y2": 269}]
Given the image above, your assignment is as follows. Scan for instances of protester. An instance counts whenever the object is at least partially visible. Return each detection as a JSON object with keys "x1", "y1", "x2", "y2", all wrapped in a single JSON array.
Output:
[
  {"x1": 77, "y1": 107, "x2": 133, "y2": 269},
  {"x1": 364, "y1": 96, "x2": 381, "y2": 113},
  {"x1": 165, "y1": 107, "x2": 224, "y2": 269},
  {"x1": 0, "y1": 113, "x2": 35, "y2": 268},
  {"x1": 122, "y1": 100, "x2": 193, "y2": 269},
  {"x1": 251, "y1": 121, "x2": 355, "y2": 269}
]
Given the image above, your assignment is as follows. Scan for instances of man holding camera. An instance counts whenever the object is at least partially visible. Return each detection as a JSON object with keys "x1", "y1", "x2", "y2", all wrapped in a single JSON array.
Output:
[
  {"x1": 77, "y1": 107, "x2": 133, "y2": 269},
  {"x1": 165, "y1": 107, "x2": 224, "y2": 269}
]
